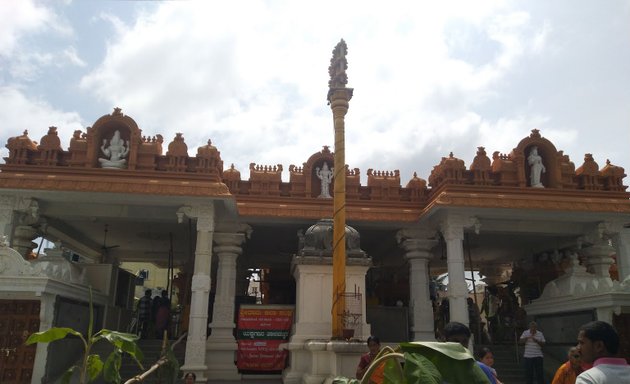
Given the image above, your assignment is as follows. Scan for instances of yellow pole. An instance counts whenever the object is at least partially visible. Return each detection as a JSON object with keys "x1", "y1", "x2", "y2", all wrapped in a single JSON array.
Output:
[{"x1": 328, "y1": 40, "x2": 353, "y2": 339}]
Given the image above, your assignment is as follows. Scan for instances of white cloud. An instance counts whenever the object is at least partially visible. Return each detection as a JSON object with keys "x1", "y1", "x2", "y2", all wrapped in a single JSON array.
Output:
[
  {"x1": 78, "y1": 1, "x2": 544, "y2": 181},
  {"x1": 0, "y1": 1, "x2": 52, "y2": 55},
  {"x1": 62, "y1": 46, "x2": 86, "y2": 67},
  {"x1": 2, "y1": 1, "x2": 629, "y2": 185},
  {"x1": 0, "y1": 87, "x2": 85, "y2": 158}
]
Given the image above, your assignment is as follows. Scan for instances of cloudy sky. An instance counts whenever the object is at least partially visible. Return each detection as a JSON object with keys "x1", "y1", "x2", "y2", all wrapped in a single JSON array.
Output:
[{"x1": 1, "y1": 0, "x2": 629, "y2": 184}]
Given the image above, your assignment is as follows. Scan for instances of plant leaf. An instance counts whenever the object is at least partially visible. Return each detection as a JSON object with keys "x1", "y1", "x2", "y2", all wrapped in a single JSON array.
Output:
[
  {"x1": 331, "y1": 377, "x2": 360, "y2": 384},
  {"x1": 97, "y1": 330, "x2": 144, "y2": 365},
  {"x1": 403, "y1": 352, "x2": 441, "y2": 384},
  {"x1": 60, "y1": 366, "x2": 77, "y2": 384},
  {"x1": 103, "y1": 350, "x2": 122, "y2": 384},
  {"x1": 378, "y1": 355, "x2": 404, "y2": 384},
  {"x1": 157, "y1": 345, "x2": 180, "y2": 383},
  {"x1": 400, "y1": 342, "x2": 490, "y2": 384},
  {"x1": 25, "y1": 327, "x2": 83, "y2": 345},
  {"x1": 86, "y1": 354, "x2": 104, "y2": 381}
]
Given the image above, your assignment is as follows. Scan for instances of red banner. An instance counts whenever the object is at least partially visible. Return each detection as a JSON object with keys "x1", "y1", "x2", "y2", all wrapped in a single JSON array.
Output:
[{"x1": 236, "y1": 305, "x2": 294, "y2": 371}]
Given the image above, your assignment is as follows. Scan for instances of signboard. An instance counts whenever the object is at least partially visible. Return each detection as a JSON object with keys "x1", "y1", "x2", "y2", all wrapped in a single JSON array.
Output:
[{"x1": 236, "y1": 305, "x2": 294, "y2": 371}]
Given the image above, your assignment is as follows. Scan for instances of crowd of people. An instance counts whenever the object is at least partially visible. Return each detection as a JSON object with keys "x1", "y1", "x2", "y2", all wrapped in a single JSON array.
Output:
[
  {"x1": 356, "y1": 320, "x2": 629, "y2": 384},
  {"x1": 137, "y1": 289, "x2": 172, "y2": 339}
]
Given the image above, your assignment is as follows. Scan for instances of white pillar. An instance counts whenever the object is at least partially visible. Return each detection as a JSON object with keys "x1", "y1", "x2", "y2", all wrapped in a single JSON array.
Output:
[
  {"x1": 440, "y1": 217, "x2": 471, "y2": 326},
  {"x1": 0, "y1": 196, "x2": 39, "y2": 255},
  {"x1": 32, "y1": 292, "x2": 56, "y2": 384},
  {"x1": 612, "y1": 228, "x2": 630, "y2": 282},
  {"x1": 0, "y1": 195, "x2": 17, "y2": 241},
  {"x1": 180, "y1": 205, "x2": 214, "y2": 382},
  {"x1": 206, "y1": 232, "x2": 244, "y2": 380},
  {"x1": 397, "y1": 228, "x2": 437, "y2": 341}
]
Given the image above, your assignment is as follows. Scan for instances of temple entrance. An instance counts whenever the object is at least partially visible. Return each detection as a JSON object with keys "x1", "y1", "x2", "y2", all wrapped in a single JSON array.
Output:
[{"x1": 0, "y1": 300, "x2": 40, "y2": 384}]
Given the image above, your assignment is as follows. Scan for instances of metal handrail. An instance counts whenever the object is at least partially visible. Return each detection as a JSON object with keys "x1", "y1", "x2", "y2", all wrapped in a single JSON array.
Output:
[
  {"x1": 123, "y1": 331, "x2": 188, "y2": 384},
  {"x1": 514, "y1": 329, "x2": 520, "y2": 364}
]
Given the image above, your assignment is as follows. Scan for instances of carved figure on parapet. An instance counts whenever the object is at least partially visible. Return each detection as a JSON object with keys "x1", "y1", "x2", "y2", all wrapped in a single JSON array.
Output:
[
  {"x1": 527, "y1": 146, "x2": 546, "y2": 188},
  {"x1": 99, "y1": 130, "x2": 129, "y2": 169},
  {"x1": 316, "y1": 162, "x2": 333, "y2": 198}
]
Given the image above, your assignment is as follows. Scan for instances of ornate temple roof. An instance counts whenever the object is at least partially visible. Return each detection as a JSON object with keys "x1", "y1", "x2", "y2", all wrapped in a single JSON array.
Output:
[{"x1": 2, "y1": 110, "x2": 629, "y2": 222}]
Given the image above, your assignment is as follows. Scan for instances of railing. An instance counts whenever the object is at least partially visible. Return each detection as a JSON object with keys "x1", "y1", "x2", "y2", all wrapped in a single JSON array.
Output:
[
  {"x1": 514, "y1": 329, "x2": 520, "y2": 364},
  {"x1": 123, "y1": 331, "x2": 187, "y2": 384}
]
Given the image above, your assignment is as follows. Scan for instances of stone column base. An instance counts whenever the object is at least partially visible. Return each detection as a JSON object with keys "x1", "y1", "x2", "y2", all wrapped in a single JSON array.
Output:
[{"x1": 206, "y1": 338, "x2": 240, "y2": 380}]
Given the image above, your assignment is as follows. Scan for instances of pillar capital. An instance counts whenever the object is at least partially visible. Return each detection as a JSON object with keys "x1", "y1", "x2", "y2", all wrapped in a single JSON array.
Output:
[
  {"x1": 177, "y1": 204, "x2": 214, "y2": 232},
  {"x1": 439, "y1": 215, "x2": 480, "y2": 241},
  {"x1": 396, "y1": 227, "x2": 437, "y2": 243},
  {"x1": 214, "y1": 232, "x2": 245, "y2": 248}
]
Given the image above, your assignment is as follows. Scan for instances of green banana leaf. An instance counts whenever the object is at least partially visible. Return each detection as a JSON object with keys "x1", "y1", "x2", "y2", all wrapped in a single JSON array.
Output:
[
  {"x1": 25, "y1": 327, "x2": 84, "y2": 345},
  {"x1": 400, "y1": 342, "x2": 491, "y2": 384},
  {"x1": 86, "y1": 354, "x2": 104, "y2": 382},
  {"x1": 403, "y1": 351, "x2": 442, "y2": 384}
]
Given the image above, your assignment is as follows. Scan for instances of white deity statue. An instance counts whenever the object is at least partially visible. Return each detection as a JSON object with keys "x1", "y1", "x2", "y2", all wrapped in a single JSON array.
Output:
[
  {"x1": 316, "y1": 162, "x2": 333, "y2": 198},
  {"x1": 98, "y1": 130, "x2": 129, "y2": 169},
  {"x1": 527, "y1": 146, "x2": 546, "y2": 188}
]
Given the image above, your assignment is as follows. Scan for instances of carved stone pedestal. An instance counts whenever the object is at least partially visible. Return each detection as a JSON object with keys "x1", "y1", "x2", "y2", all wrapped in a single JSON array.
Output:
[{"x1": 282, "y1": 255, "x2": 371, "y2": 384}]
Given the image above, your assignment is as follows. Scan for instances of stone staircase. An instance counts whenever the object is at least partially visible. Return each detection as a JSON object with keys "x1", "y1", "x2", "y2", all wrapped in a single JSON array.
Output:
[{"x1": 91, "y1": 337, "x2": 186, "y2": 383}]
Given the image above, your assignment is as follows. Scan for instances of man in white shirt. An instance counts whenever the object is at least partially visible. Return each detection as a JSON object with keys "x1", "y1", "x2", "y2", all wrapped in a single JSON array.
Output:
[
  {"x1": 576, "y1": 320, "x2": 630, "y2": 384},
  {"x1": 520, "y1": 321, "x2": 545, "y2": 384}
]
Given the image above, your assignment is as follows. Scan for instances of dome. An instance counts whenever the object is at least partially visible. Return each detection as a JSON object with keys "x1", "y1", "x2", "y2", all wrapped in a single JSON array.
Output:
[{"x1": 298, "y1": 218, "x2": 366, "y2": 258}]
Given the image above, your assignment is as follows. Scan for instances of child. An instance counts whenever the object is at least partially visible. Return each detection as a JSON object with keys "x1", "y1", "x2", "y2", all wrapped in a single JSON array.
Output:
[{"x1": 477, "y1": 347, "x2": 502, "y2": 384}]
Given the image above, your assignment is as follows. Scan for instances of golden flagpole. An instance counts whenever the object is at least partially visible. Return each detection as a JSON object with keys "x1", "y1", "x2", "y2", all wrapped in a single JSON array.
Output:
[{"x1": 327, "y1": 40, "x2": 353, "y2": 339}]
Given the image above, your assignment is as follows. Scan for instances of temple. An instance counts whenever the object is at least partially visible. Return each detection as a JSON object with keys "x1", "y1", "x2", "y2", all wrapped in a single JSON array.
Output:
[{"x1": 1, "y1": 110, "x2": 630, "y2": 383}]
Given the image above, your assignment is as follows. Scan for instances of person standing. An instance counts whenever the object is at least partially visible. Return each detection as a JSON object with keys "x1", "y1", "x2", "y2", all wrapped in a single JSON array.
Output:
[
  {"x1": 478, "y1": 347, "x2": 503, "y2": 384},
  {"x1": 576, "y1": 320, "x2": 630, "y2": 383},
  {"x1": 552, "y1": 347, "x2": 589, "y2": 384},
  {"x1": 154, "y1": 290, "x2": 171, "y2": 339},
  {"x1": 520, "y1": 321, "x2": 546, "y2": 384},
  {"x1": 356, "y1": 336, "x2": 383, "y2": 383},
  {"x1": 137, "y1": 289, "x2": 152, "y2": 339}
]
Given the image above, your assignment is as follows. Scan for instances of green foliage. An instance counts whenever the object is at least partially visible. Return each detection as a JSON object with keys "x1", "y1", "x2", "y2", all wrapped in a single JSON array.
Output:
[
  {"x1": 399, "y1": 341, "x2": 490, "y2": 384},
  {"x1": 336, "y1": 341, "x2": 491, "y2": 384},
  {"x1": 156, "y1": 343, "x2": 180, "y2": 384},
  {"x1": 24, "y1": 288, "x2": 143, "y2": 384},
  {"x1": 103, "y1": 350, "x2": 122, "y2": 384},
  {"x1": 402, "y1": 352, "x2": 442, "y2": 384},
  {"x1": 86, "y1": 354, "x2": 104, "y2": 381},
  {"x1": 26, "y1": 327, "x2": 83, "y2": 344}
]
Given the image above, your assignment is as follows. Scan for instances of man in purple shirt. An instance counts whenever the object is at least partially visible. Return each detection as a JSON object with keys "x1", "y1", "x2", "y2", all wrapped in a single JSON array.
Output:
[{"x1": 576, "y1": 320, "x2": 630, "y2": 384}]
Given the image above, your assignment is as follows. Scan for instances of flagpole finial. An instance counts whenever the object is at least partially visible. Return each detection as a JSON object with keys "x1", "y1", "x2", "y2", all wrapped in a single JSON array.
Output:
[{"x1": 327, "y1": 39, "x2": 351, "y2": 103}]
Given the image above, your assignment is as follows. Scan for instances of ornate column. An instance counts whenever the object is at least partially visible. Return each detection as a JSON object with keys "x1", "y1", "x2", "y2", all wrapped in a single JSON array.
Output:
[
  {"x1": 32, "y1": 292, "x2": 56, "y2": 382},
  {"x1": 611, "y1": 228, "x2": 630, "y2": 282},
  {"x1": 179, "y1": 205, "x2": 214, "y2": 382},
  {"x1": 0, "y1": 195, "x2": 16, "y2": 241},
  {"x1": 440, "y1": 216, "x2": 478, "y2": 326},
  {"x1": 328, "y1": 39, "x2": 354, "y2": 339},
  {"x1": 0, "y1": 196, "x2": 39, "y2": 257},
  {"x1": 206, "y1": 232, "x2": 245, "y2": 380},
  {"x1": 397, "y1": 228, "x2": 438, "y2": 341}
]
